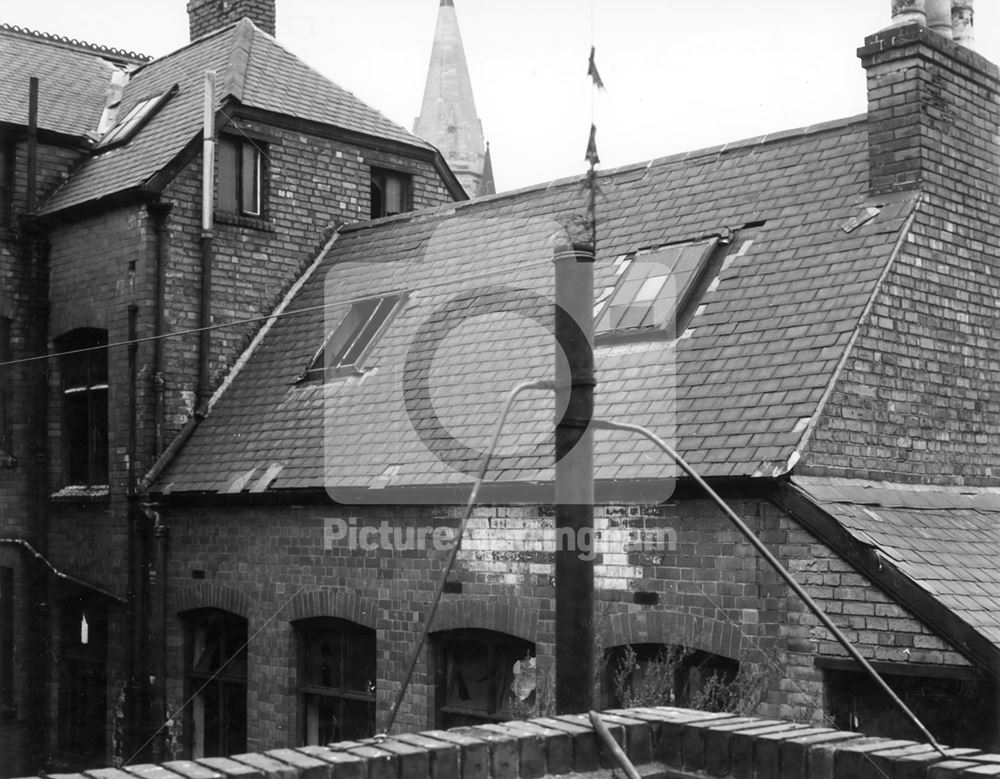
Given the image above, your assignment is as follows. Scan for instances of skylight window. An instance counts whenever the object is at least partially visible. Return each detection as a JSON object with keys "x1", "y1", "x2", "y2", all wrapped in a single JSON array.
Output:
[
  {"x1": 301, "y1": 293, "x2": 405, "y2": 381},
  {"x1": 595, "y1": 239, "x2": 716, "y2": 336},
  {"x1": 96, "y1": 86, "x2": 176, "y2": 151}
]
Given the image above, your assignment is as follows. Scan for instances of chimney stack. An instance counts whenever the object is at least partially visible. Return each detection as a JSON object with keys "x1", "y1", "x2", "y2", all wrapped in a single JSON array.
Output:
[
  {"x1": 187, "y1": 0, "x2": 276, "y2": 41},
  {"x1": 861, "y1": 3, "x2": 999, "y2": 195}
]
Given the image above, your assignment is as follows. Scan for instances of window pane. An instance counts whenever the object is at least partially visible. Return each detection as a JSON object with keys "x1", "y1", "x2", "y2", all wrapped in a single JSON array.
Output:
[
  {"x1": 339, "y1": 297, "x2": 395, "y2": 367},
  {"x1": 218, "y1": 138, "x2": 238, "y2": 212},
  {"x1": 341, "y1": 698, "x2": 376, "y2": 740},
  {"x1": 345, "y1": 629, "x2": 375, "y2": 693},
  {"x1": 240, "y1": 142, "x2": 260, "y2": 215}
]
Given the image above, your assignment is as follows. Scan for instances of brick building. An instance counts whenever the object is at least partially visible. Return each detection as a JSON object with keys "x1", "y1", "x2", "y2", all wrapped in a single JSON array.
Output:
[
  {"x1": 0, "y1": 0, "x2": 462, "y2": 773},
  {"x1": 144, "y1": 0, "x2": 1000, "y2": 761}
]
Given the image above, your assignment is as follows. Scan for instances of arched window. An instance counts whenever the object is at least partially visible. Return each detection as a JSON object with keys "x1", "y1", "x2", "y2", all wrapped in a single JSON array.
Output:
[
  {"x1": 602, "y1": 643, "x2": 739, "y2": 709},
  {"x1": 184, "y1": 609, "x2": 247, "y2": 758},
  {"x1": 56, "y1": 328, "x2": 108, "y2": 486},
  {"x1": 294, "y1": 618, "x2": 376, "y2": 744},
  {"x1": 432, "y1": 629, "x2": 535, "y2": 728}
]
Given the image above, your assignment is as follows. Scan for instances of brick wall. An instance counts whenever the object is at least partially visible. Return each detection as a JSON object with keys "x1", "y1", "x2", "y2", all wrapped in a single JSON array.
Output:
[
  {"x1": 15, "y1": 705, "x2": 1000, "y2": 779},
  {"x1": 158, "y1": 494, "x2": 971, "y2": 755}
]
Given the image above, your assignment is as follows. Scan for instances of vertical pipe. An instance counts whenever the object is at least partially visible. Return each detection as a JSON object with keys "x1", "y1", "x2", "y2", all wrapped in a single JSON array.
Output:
[
  {"x1": 24, "y1": 75, "x2": 52, "y2": 768},
  {"x1": 196, "y1": 71, "x2": 215, "y2": 418},
  {"x1": 153, "y1": 511, "x2": 168, "y2": 761},
  {"x1": 553, "y1": 241, "x2": 595, "y2": 714},
  {"x1": 26, "y1": 78, "x2": 37, "y2": 214},
  {"x1": 147, "y1": 203, "x2": 172, "y2": 455},
  {"x1": 126, "y1": 303, "x2": 146, "y2": 757}
]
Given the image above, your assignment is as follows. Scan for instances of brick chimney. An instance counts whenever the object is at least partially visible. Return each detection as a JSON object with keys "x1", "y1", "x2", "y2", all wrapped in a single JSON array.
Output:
[
  {"x1": 860, "y1": 0, "x2": 999, "y2": 195},
  {"x1": 187, "y1": 0, "x2": 276, "y2": 40}
]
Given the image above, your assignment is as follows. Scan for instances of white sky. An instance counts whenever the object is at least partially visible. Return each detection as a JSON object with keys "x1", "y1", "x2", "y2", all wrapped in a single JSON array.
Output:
[{"x1": 5, "y1": 1, "x2": 1000, "y2": 193}]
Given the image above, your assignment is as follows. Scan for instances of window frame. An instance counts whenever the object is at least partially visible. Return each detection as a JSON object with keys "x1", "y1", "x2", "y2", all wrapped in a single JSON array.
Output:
[
  {"x1": 184, "y1": 608, "x2": 248, "y2": 759},
  {"x1": 370, "y1": 167, "x2": 413, "y2": 219},
  {"x1": 0, "y1": 316, "x2": 11, "y2": 462},
  {"x1": 218, "y1": 134, "x2": 265, "y2": 218},
  {"x1": 301, "y1": 292, "x2": 406, "y2": 382},
  {"x1": 57, "y1": 328, "x2": 109, "y2": 487},
  {"x1": 295, "y1": 617, "x2": 377, "y2": 745},
  {"x1": 95, "y1": 86, "x2": 177, "y2": 151},
  {"x1": 433, "y1": 629, "x2": 535, "y2": 728}
]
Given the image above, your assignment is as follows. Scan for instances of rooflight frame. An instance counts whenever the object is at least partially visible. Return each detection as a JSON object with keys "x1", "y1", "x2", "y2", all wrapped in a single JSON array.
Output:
[
  {"x1": 95, "y1": 84, "x2": 178, "y2": 151},
  {"x1": 300, "y1": 292, "x2": 408, "y2": 382}
]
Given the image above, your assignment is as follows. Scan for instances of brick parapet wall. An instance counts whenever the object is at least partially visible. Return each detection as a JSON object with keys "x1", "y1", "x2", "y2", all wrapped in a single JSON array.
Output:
[{"x1": 18, "y1": 706, "x2": 1000, "y2": 779}]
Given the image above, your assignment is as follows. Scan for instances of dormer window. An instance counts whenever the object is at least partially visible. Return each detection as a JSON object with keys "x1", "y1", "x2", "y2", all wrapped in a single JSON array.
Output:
[
  {"x1": 96, "y1": 87, "x2": 176, "y2": 151},
  {"x1": 301, "y1": 293, "x2": 405, "y2": 381},
  {"x1": 219, "y1": 136, "x2": 264, "y2": 217},
  {"x1": 370, "y1": 168, "x2": 412, "y2": 219}
]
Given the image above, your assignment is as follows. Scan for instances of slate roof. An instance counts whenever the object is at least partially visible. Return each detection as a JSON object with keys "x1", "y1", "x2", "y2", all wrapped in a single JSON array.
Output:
[
  {"x1": 793, "y1": 476, "x2": 1000, "y2": 652},
  {"x1": 155, "y1": 116, "x2": 919, "y2": 497},
  {"x1": 39, "y1": 19, "x2": 434, "y2": 214},
  {"x1": 0, "y1": 24, "x2": 144, "y2": 139}
]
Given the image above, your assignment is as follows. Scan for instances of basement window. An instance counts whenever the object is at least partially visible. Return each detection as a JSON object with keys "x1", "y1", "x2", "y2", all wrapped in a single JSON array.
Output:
[
  {"x1": 219, "y1": 135, "x2": 264, "y2": 217},
  {"x1": 296, "y1": 618, "x2": 376, "y2": 744},
  {"x1": 595, "y1": 238, "x2": 717, "y2": 340},
  {"x1": 96, "y1": 87, "x2": 176, "y2": 150},
  {"x1": 301, "y1": 293, "x2": 405, "y2": 381},
  {"x1": 57, "y1": 328, "x2": 108, "y2": 487},
  {"x1": 433, "y1": 629, "x2": 536, "y2": 728},
  {"x1": 370, "y1": 167, "x2": 412, "y2": 219}
]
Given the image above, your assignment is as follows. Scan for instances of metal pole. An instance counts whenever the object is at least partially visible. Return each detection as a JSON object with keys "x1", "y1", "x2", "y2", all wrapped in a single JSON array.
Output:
[
  {"x1": 593, "y1": 418, "x2": 947, "y2": 756},
  {"x1": 554, "y1": 241, "x2": 595, "y2": 714}
]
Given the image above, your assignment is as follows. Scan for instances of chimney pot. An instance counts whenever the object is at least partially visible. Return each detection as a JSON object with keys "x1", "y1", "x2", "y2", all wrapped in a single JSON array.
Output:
[
  {"x1": 952, "y1": 0, "x2": 974, "y2": 48},
  {"x1": 891, "y1": 0, "x2": 927, "y2": 25},
  {"x1": 926, "y1": 0, "x2": 953, "y2": 37}
]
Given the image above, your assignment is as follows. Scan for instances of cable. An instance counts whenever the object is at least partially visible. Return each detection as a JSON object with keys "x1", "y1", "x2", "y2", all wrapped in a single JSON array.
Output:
[{"x1": 379, "y1": 378, "x2": 553, "y2": 736}]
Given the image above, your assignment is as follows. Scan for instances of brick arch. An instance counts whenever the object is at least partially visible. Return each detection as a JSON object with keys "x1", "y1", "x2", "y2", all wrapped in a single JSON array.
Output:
[
  {"x1": 599, "y1": 609, "x2": 743, "y2": 661},
  {"x1": 50, "y1": 308, "x2": 107, "y2": 341},
  {"x1": 284, "y1": 588, "x2": 376, "y2": 629},
  {"x1": 175, "y1": 582, "x2": 250, "y2": 617},
  {"x1": 429, "y1": 600, "x2": 537, "y2": 643}
]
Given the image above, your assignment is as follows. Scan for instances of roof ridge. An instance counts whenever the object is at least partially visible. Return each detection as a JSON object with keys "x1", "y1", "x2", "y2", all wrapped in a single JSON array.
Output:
[
  {"x1": 340, "y1": 114, "x2": 873, "y2": 232},
  {"x1": 223, "y1": 18, "x2": 255, "y2": 101},
  {"x1": 0, "y1": 21, "x2": 151, "y2": 62}
]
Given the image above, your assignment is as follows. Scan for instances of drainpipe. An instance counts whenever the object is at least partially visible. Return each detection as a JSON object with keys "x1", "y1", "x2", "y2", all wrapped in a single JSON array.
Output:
[
  {"x1": 147, "y1": 202, "x2": 172, "y2": 455},
  {"x1": 141, "y1": 503, "x2": 168, "y2": 762},
  {"x1": 196, "y1": 71, "x2": 215, "y2": 419},
  {"x1": 553, "y1": 240, "x2": 595, "y2": 714},
  {"x1": 24, "y1": 75, "x2": 53, "y2": 767},
  {"x1": 126, "y1": 302, "x2": 148, "y2": 757}
]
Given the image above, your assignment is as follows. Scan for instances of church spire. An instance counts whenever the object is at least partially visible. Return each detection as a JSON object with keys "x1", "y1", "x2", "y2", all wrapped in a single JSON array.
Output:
[{"x1": 414, "y1": 0, "x2": 492, "y2": 197}]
